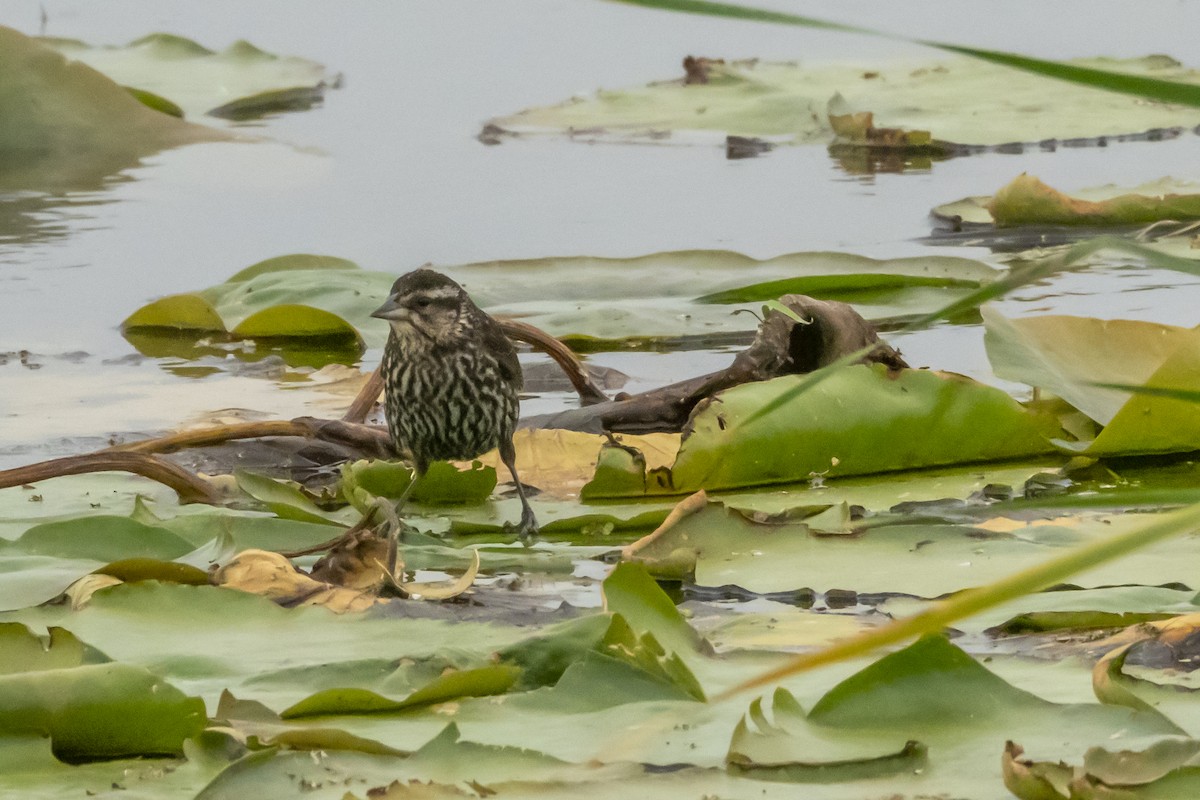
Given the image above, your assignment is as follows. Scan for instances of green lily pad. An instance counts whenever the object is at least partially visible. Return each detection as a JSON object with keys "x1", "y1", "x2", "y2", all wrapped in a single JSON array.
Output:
[
  {"x1": 5, "y1": 515, "x2": 196, "y2": 562},
  {"x1": 0, "y1": 26, "x2": 226, "y2": 190},
  {"x1": 280, "y1": 665, "x2": 522, "y2": 719},
  {"x1": 729, "y1": 636, "x2": 1183, "y2": 794},
  {"x1": 122, "y1": 256, "x2": 383, "y2": 351},
  {"x1": 487, "y1": 56, "x2": 1200, "y2": 148},
  {"x1": 586, "y1": 364, "x2": 1063, "y2": 497},
  {"x1": 341, "y1": 459, "x2": 499, "y2": 509},
  {"x1": 122, "y1": 250, "x2": 999, "y2": 354},
  {"x1": 0, "y1": 624, "x2": 90, "y2": 674},
  {"x1": 227, "y1": 254, "x2": 359, "y2": 283},
  {"x1": 42, "y1": 32, "x2": 332, "y2": 120},
  {"x1": 0, "y1": 661, "x2": 206, "y2": 760},
  {"x1": 234, "y1": 470, "x2": 349, "y2": 526},
  {"x1": 230, "y1": 304, "x2": 361, "y2": 340}
]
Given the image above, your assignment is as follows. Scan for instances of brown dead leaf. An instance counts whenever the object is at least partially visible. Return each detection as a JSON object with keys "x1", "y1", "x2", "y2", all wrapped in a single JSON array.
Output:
[
  {"x1": 214, "y1": 549, "x2": 380, "y2": 612},
  {"x1": 829, "y1": 109, "x2": 934, "y2": 148}
]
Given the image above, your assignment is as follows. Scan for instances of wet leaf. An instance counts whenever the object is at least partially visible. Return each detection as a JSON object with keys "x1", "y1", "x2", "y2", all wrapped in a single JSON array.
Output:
[
  {"x1": 94, "y1": 558, "x2": 211, "y2": 585},
  {"x1": 984, "y1": 307, "x2": 1198, "y2": 427},
  {"x1": 609, "y1": 0, "x2": 1200, "y2": 110},
  {"x1": 214, "y1": 549, "x2": 380, "y2": 612},
  {"x1": 603, "y1": 562, "x2": 706, "y2": 657},
  {"x1": 989, "y1": 610, "x2": 1177, "y2": 636},
  {"x1": 496, "y1": 615, "x2": 613, "y2": 689},
  {"x1": 120, "y1": 293, "x2": 226, "y2": 331},
  {"x1": 342, "y1": 459, "x2": 498, "y2": 507},
  {"x1": 226, "y1": 254, "x2": 358, "y2": 283},
  {"x1": 122, "y1": 259, "x2": 387, "y2": 347},
  {"x1": 725, "y1": 637, "x2": 1182, "y2": 796},
  {"x1": 230, "y1": 304, "x2": 361, "y2": 341},
  {"x1": 160, "y1": 510, "x2": 350, "y2": 553}
]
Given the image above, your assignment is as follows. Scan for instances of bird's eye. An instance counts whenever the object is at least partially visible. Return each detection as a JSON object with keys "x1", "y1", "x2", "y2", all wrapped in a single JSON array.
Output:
[{"x1": 415, "y1": 298, "x2": 431, "y2": 309}]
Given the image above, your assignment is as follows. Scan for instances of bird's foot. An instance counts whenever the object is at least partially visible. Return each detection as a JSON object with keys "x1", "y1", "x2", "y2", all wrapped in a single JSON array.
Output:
[{"x1": 504, "y1": 505, "x2": 538, "y2": 546}]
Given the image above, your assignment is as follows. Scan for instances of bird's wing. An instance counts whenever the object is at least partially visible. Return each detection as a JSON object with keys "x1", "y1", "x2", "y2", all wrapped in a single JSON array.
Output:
[{"x1": 482, "y1": 315, "x2": 523, "y2": 390}]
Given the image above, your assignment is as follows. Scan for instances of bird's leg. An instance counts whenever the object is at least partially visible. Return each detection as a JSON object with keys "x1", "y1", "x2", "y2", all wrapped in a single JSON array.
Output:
[
  {"x1": 386, "y1": 467, "x2": 421, "y2": 576},
  {"x1": 499, "y1": 440, "x2": 538, "y2": 540}
]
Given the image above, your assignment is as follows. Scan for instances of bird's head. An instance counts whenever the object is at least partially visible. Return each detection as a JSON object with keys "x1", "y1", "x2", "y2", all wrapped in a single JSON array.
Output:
[{"x1": 371, "y1": 268, "x2": 469, "y2": 344}]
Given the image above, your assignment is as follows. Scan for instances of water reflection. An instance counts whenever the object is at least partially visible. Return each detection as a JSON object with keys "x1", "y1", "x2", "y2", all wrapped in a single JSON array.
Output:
[
  {"x1": 123, "y1": 329, "x2": 364, "y2": 373},
  {"x1": 0, "y1": 182, "x2": 124, "y2": 248}
]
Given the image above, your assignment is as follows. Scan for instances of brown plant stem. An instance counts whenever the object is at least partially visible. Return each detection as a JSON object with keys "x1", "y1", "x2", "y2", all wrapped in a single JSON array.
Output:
[
  {"x1": 498, "y1": 318, "x2": 610, "y2": 405},
  {"x1": 105, "y1": 417, "x2": 393, "y2": 458},
  {"x1": 0, "y1": 452, "x2": 220, "y2": 504}
]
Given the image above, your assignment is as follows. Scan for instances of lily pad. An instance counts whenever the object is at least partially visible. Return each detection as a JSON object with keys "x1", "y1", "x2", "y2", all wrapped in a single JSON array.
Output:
[
  {"x1": 42, "y1": 32, "x2": 332, "y2": 120},
  {"x1": 487, "y1": 56, "x2": 1200, "y2": 148},
  {"x1": 280, "y1": 665, "x2": 522, "y2": 718},
  {"x1": 586, "y1": 364, "x2": 1063, "y2": 497},
  {"x1": 935, "y1": 175, "x2": 1200, "y2": 228},
  {"x1": 730, "y1": 636, "x2": 1182, "y2": 794},
  {"x1": 122, "y1": 250, "x2": 998, "y2": 354},
  {"x1": 0, "y1": 661, "x2": 206, "y2": 760},
  {"x1": 983, "y1": 307, "x2": 1200, "y2": 456},
  {"x1": 0, "y1": 26, "x2": 226, "y2": 190},
  {"x1": 122, "y1": 254, "x2": 377, "y2": 348}
]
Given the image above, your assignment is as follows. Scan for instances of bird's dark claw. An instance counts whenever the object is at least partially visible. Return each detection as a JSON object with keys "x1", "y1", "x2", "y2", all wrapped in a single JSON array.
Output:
[{"x1": 504, "y1": 503, "x2": 538, "y2": 545}]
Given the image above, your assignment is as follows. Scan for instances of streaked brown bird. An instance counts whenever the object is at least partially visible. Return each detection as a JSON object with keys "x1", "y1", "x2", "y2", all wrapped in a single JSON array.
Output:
[{"x1": 371, "y1": 268, "x2": 537, "y2": 538}]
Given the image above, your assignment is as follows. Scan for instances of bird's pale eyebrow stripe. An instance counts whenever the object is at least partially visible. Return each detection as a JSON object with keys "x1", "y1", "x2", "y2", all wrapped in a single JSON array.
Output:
[{"x1": 403, "y1": 287, "x2": 459, "y2": 303}]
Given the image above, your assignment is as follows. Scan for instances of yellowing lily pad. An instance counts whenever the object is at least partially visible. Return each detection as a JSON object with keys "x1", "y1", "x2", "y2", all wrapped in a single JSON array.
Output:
[
  {"x1": 936, "y1": 175, "x2": 1200, "y2": 228},
  {"x1": 983, "y1": 307, "x2": 1200, "y2": 456}
]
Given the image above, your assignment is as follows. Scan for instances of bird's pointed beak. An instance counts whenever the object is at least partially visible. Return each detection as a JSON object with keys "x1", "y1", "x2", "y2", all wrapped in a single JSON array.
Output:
[{"x1": 371, "y1": 295, "x2": 407, "y2": 321}]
